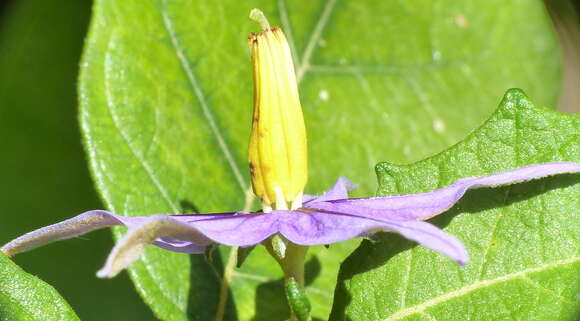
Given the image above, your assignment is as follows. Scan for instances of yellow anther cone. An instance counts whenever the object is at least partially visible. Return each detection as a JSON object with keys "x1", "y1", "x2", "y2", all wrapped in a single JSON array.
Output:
[{"x1": 248, "y1": 10, "x2": 307, "y2": 212}]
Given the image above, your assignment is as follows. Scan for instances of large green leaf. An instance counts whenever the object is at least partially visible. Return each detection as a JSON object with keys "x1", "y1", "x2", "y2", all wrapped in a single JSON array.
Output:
[
  {"x1": 0, "y1": 253, "x2": 79, "y2": 321},
  {"x1": 78, "y1": 0, "x2": 561, "y2": 320},
  {"x1": 0, "y1": 0, "x2": 155, "y2": 320},
  {"x1": 330, "y1": 89, "x2": 579, "y2": 320}
]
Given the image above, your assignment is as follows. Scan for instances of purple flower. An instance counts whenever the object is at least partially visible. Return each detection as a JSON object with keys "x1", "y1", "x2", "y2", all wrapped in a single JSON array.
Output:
[{"x1": 2, "y1": 162, "x2": 578, "y2": 278}]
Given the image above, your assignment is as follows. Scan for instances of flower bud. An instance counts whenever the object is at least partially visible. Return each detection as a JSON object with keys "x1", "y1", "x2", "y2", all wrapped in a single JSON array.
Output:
[{"x1": 248, "y1": 11, "x2": 307, "y2": 212}]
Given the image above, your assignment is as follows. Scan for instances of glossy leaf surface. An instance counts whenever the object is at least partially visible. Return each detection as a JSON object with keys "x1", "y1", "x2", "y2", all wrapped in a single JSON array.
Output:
[
  {"x1": 331, "y1": 89, "x2": 579, "y2": 321},
  {"x1": 0, "y1": 0, "x2": 156, "y2": 320},
  {"x1": 0, "y1": 253, "x2": 79, "y2": 321},
  {"x1": 79, "y1": 0, "x2": 561, "y2": 320}
]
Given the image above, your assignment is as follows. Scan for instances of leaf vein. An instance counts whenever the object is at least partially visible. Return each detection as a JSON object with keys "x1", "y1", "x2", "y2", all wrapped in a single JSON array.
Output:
[
  {"x1": 160, "y1": 3, "x2": 247, "y2": 193},
  {"x1": 296, "y1": 0, "x2": 338, "y2": 83},
  {"x1": 0, "y1": 291, "x2": 43, "y2": 321},
  {"x1": 399, "y1": 250, "x2": 413, "y2": 309},
  {"x1": 381, "y1": 257, "x2": 579, "y2": 321},
  {"x1": 475, "y1": 187, "x2": 510, "y2": 280},
  {"x1": 520, "y1": 276, "x2": 575, "y2": 305},
  {"x1": 104, "y1": 32, "x2": 180, "y2": 214},
  {"x1": 104, "y1": 32, "x2": 185, "y2": 313}
]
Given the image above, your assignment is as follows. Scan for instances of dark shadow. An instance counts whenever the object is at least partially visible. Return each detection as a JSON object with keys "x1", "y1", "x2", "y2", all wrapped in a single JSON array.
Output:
[
  {"x1": 304, "y1": 255, "x2": 322, "y2": 286},
  {"x1": 329, "y1": 174, "x2": 579, "y2": 320},
  {"x1": 251, "y1": 256, "x2": 323, "y2": 321},
  {"x1": 180, "y1": 199, "x2": 237, "y2": 320},
  {"x1": 431, "y1": 173, "x2": 580, "y2": 229},
  {"x1": 180, "y1": 200, "x2": 200, "y2": 214},
  {"x1": 329, "y1": 238, "x2": 414, "y2": 321},
  {"x1": 179, "y1": 195, "x2": 327, "y2": 321},
  {"x1": 186, "y1": 247, "x2": 238, "y2": 321},
  {"x1": 250, "y1": 278, "x2": 287, "y2": 321}
]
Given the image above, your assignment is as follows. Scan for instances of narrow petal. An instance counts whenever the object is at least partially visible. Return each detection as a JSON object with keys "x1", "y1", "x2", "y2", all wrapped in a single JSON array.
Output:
[
  {"x1": 309, "y1": 162, "x2": 580, "y2": 221},
  {"x1": 303, "y1": 177, "x2": 357, "y2": 204},
  {"x1": 1, "y1": 210, "x2": 123, "y2": 256},
  {"x1": 276, "y1": 209, "x2": 468, "y2": 264},
  {"x1": 98, "y1": 213, "x2": 281, "y2": 277},
  {"x1": 97, "y1": 215, "x2": 212, "y2": 278},
  {"x1": 182, "y1": 212, "x2": 279, "y2": 246},
  {"x1": 382, "y1": 220, "x2": 468, "y2": 264},
  {"x1": 1, "y1": 210, "x2": 236, "y2": 257}
]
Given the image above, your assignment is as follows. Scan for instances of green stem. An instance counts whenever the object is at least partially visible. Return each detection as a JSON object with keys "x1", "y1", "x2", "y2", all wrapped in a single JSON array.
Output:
[
  {"x1": 265, "y1": 237, "x2": 311, "y2": 320},
  {"x1": 281, "y1": 243, "x2": 308, "y2": 286},
  {"x1": 265, "y1": 238, "x2": 308, "y2": 285}
]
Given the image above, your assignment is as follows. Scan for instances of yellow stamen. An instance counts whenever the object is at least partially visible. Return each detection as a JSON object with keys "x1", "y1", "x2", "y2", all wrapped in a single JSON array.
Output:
[{"x1": 248, "y1": 10, "x2": 308, "y2": 211}]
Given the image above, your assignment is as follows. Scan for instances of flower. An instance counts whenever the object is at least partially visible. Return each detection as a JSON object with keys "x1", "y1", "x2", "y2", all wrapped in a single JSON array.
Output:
[
  {"x1": 2, "y1": 162, "x2": 579, "y2": 278},
  {"x1": 2, "y1": 10, "x2": 579, "y2": 293}
]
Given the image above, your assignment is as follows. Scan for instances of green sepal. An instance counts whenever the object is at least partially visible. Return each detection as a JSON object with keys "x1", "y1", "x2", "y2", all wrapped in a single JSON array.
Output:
[
  {"x1": 284, "y1": 277, "x2": 312, "y2": 321},
  {"x1": 271, "y1": 234, "x2": 287, "y2": 260},
  {"x1": 236, "y1": 245, "x2": 256, "y2": 268}
]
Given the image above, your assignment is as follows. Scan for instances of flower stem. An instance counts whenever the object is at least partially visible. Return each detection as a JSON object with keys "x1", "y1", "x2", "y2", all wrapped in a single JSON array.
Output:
[
  {"x1": 280, "y1": 243, "x2": 308, "y2": 286},
  {"x1": 265, "y1": 238, "x2": 311, "y2": 320}
]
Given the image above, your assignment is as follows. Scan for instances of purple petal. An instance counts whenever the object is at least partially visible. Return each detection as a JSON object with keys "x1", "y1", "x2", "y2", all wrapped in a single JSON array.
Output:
[
  {"x1": 308, "y1": 162, "x2": 580, "y2": 221},
  {"x1": 1, "y1": 210, "x2": 124, "y2": 256},
  {"x1": 380, "y1": 220, "x2": 468, "y2": 265},
  {"x1": 97, "y1": 213, "x2": 286, "y2": 277},
  {"x1": 276, "y1": 209, "x2": 468, "y2": 264},
  {"x1": 3, "y1": 161, "x2": 577, "y2": 275},
  {"x1": 179, "y1": 213, "x2": 279, "y2": 246},
  {"x1": 304, "y1": 177, "x2": 357, "y2": 204},
  {"x1": 0, "y1": 210, "x2": 235, "y2": 257},
  {"x1": 153, "y1": 238, "x2": 207, "y2": 254},
  {"x1": 97, "y1": 215, "x2": 216, "y2": 277}
]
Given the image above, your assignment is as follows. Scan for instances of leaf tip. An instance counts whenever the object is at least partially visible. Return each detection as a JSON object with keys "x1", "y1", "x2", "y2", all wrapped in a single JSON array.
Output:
[{"x1": 502, "y1": 88, "x2": 530, "y2": 105}]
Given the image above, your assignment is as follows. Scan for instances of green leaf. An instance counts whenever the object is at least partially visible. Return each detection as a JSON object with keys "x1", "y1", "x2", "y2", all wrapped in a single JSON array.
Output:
[
  {"x1": 330, "y1": 89, "x2": 579, "y2": 321},
  {"x1": 79, "y1": 0, "x2": 561, "y2": 320},
  {"x1": 0, "y1": 252, "x2": 80, "y2": 321},
  {"x1": 0, "y1": 0, "x2": 156, "y2": 320}
]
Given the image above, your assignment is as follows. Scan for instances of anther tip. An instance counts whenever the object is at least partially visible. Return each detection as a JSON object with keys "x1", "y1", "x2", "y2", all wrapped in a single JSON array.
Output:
[{"x1": 249, "y1": 8, "x2": 271, "y2": 31}]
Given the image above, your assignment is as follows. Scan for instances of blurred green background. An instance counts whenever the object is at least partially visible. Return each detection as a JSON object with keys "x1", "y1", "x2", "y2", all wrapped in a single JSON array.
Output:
[
  {"x1": 0, "y1": 0, "x2": 154, "y2": 320},
  {"x1": 0, "y1": 0, "x2": 577, "y2": 320}
]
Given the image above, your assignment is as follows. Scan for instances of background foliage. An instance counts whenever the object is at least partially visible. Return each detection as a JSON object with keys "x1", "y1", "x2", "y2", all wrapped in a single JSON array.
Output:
[
  {"x1": 331, "y1": 89, "x2": 579, "y2": 320},
  {"x1": 0, "y1": 0, "x2": 154, "y2": 320}
]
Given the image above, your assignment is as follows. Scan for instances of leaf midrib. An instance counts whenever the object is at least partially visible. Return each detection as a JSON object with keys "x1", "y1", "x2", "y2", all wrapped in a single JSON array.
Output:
[
  {"x1": 295, "y1": 0, "x2": 338, "y2": 84},
  {"x1": 0, "y1": 289, "x2": 43, "y2": 321},
  {"x1": 102, "y1": 28, "x2": 186, "y2": 315},
  {"x1": 104, "y1": 33, "x2": 180, "y2": 215},
  {"x1": 160, "y1": 0, "x2": 247, "y2": 194}
]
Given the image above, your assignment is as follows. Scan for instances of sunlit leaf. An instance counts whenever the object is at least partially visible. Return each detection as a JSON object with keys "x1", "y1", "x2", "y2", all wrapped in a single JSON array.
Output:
[
  {"x1": 79, "y1": 0, "x2": 561, "y2": 320},
  {"x1": 331, "y1": 89, "x2": 579, "y2": 321},
  {"x1": 0, "y1": 253, "x2": 79, "y2": 321}
]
